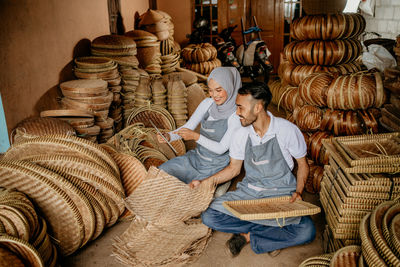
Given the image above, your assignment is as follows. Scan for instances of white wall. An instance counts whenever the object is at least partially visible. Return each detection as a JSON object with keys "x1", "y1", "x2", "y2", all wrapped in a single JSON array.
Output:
[{"x1": 362, "y1": 0, "x2": 400, "y2": 39}]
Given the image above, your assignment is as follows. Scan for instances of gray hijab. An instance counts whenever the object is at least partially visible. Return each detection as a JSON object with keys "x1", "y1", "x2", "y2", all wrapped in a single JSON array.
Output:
[{"x1": 207, "y1": 67, "x2": 242, "y2": 120}]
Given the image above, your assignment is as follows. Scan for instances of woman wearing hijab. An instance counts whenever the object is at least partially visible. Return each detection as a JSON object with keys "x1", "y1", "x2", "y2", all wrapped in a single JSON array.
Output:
[{"x1": 157, "y1": 67, "x2": 242, "y2": 184}]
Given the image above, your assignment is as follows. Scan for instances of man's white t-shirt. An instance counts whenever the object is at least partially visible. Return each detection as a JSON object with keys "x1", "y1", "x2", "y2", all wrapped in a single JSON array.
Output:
[
  {"x1": 229, "y1": 111, "x2": 307, "y2": 170},
  {"x1": 169, "y1": 98, "x2": 242, "y2": 155}
]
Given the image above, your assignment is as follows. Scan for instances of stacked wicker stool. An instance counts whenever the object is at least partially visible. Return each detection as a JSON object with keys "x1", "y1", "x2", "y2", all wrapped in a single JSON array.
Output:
[{"x1": 182, "y1": 43, "x2": 221, "y2": 75}]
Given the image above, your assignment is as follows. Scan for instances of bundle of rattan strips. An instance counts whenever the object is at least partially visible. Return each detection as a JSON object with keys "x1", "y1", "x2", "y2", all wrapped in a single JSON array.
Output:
[
  {"x1": 126, "y1": 104, "x2": 176, "y2": 130},
  {"x1": 5, "y1": 134, "x2": 119, "y2": 177},
  {"x1": 0, "y1": 161, "x2": 86, "y2": 256},
  {"x1": 0, "y1": 235, "x2": 44, "y2": 267}
]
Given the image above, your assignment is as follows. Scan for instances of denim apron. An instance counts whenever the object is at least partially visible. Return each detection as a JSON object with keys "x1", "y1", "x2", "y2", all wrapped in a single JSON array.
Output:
[
  {"x1": 209, "y1": 135, "x2": 301, "y2": 226},
  {"x1": 159, "y1": 110, "x2": 230, "y2": 184}
]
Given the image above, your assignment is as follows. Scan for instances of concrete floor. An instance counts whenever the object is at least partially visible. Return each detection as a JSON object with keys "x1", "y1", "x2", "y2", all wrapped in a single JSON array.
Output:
[{"x1": 61, "y1": 193, "x2": 325, "y2": 267}]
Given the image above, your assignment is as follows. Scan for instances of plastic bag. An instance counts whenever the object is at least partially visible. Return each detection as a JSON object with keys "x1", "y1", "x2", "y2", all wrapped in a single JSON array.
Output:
[
  {"x1": 359, "y1": 0, "x2": 375, "y2": 16},
  {"x1": 362, "y1": 44, "x2": 397, "y2": 72}
]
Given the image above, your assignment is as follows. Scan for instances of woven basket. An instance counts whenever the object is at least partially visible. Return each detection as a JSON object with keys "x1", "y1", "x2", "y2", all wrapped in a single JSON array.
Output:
[
  {"x1": 0, "y1": 161, "x2": 84, "y2": 256},
  {"x1": 293, "y1": 105, "x2": 323, "y2": 132},
  {"x1": 126, "y1": 105, "x2": 176, "y2": 130},
  {"x1": 360, "y1": 214, "x2": 387, "y2": 267},
  {"x1": 222, "y1": 196, "x2": 321, "y2": 221},
  {"x1": 0, "y1": 205, "x2": 30, "y2": 241},
  {"x1": 60, "y1": 79, "x2": 108, "y2": 96},
  {"x1": 0, "y1": 235, "x2": 43, "y2": 267},
  {"x1": 40, "y1": 109, "x2": 94, "y2": 119},
  {"x1": 382, "y1": 203, "x2": 400, "y2": 259},
  {"x1": 369, "y1": 201, "x2": 400, "y2": 266},
  {"x1": 0, "y1": 246, "x2": 26, "y2": 267},
  {"x1": 330, "y1": 245, "x2": 361, "y2": 267}
]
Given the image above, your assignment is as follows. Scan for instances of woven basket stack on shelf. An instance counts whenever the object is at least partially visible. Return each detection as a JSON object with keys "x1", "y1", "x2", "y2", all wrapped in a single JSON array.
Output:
[
  {"x1": 138, "y1": 9, "x2": 180, "y2": 73},
  {"x1": 381, "y1": 66, "x2": 400, "y2": 132},
  {"x1": 166, "y1": 75, "x2": 188, "y2": 127},
  {"x1": 279, "y1": 13, "x2": 365, "y2": 87},
  {"x1": 112, "y1": 167, "x2": 214, "y2": 266},
  {"x1": 0, "y1": 134, "x2": 124, "y2": 256},
  {"x1": 59, "y1": 79, "x2": 114, "y2": 143},
  {"x1": 125, "y1": 30, "x2": 162, "y2": 75},
  {"x1": 319, "y1": 133, "x2": 400, "y2": 252},
  {"x1": 182, "y1": 43, "x2": 221, "y2": 75},
  {"x1": 0, "y1": 188, "x2": 58, "y2": 267}
]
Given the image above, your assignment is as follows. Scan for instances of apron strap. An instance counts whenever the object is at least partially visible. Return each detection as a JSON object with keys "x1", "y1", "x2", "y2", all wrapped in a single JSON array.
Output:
[{"x1": 275, "y1": 217, "x2": 285, "y2": 228}]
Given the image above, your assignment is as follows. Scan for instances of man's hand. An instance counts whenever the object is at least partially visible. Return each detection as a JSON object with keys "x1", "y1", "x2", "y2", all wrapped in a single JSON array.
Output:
[
  {"x1": 290, "y1": 192, "x2": 302, "y2": 203},
  {"x1": 176, "y1": 128, "x2": 200, "y2": 141},
  {"x1": 189, "y1": 180, "x2": 201, "y2": 189},
  {"x1": 156, "y1": 133, "x2": 170, "y2": 143}
]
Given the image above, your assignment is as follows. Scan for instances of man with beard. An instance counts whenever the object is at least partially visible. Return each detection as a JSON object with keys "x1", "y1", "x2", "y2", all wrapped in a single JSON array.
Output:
[{"x1": 189, "y1": 82, "x2": 315, "y2": 257}]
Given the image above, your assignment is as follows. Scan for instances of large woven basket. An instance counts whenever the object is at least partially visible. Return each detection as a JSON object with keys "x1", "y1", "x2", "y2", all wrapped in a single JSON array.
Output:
[{"x1": 0, "y1": 235, "x2": 44, "y2": 267}]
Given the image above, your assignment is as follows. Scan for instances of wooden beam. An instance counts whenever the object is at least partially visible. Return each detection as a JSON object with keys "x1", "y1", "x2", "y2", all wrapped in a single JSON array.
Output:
[{"x1": 149, "y1": 0, "x2": 157, "y2": 9}]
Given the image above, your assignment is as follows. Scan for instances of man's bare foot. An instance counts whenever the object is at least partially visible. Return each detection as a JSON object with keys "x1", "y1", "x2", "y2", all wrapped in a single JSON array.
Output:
[{"x1": 240, "y1": 232, "x2": 250, "y2": 243}]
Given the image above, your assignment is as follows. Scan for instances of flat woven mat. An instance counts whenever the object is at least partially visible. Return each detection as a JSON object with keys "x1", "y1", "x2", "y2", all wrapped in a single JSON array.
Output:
[{"x1": 222, "y1": 196, "x2": 321, "y2": 221}]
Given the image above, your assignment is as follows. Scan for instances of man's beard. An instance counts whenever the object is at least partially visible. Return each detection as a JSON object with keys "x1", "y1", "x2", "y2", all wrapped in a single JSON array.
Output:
[{"x1": 239, "y1": 115, "x2": 256, "y2": 127}]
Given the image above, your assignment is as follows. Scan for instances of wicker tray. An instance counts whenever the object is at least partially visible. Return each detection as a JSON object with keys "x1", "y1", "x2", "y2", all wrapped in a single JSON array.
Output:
[
  {"x1": 322, "y1": 139, "x2": 400, "y2": 173},
  {"x1": 222, "y1": 196, "x2": 321, "y2": 221},
  {"x1": 332, "y1": 132, "x2": 400, "y2": 166}
]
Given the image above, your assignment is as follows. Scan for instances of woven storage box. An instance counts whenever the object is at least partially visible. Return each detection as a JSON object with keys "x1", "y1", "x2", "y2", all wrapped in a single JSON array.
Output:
[
  {"x1": 332, "y1": 132, "x2": 400, "y2": 167},
  {"x1": 322, "y1": 138, "x2": 400, "y2": 173},
  {"x1": 222, "y1": 196, "x2": 320, "y2": 221},
  {"x1": 124, "y1": 166, "x2": 214, "y2": 223}
]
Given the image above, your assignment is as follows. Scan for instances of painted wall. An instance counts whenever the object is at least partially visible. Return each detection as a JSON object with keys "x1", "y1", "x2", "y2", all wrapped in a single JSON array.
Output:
[
  {"x1": 362, "y1": 0, "x2": 400, "y2": 39},
  {"x1": 0, "y1": 0, "x2": 148, "y2": 133},
  {"x1": 157, "y1": 0, "x2": 192, "y2": 46}
]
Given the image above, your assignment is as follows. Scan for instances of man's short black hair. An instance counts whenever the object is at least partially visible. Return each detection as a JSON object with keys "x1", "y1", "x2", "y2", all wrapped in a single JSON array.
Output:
[{"x1": 238, "y1": 82, "x2": 272, "y2": 112}]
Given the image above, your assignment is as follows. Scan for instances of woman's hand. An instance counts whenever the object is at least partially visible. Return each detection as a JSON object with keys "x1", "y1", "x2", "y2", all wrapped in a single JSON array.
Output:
[
  {"x1": 290, "y1": 192, "x2": 302, "y2": 203},
  {"x1": 156, "y1": 132, "x2": 170, "y2": 143},
  {"x1": 176, "y1": 128, "x2": 200, "y2": 141},
  {"x1": 189, "y1": 180, "x2": 201, "y2": 189}
]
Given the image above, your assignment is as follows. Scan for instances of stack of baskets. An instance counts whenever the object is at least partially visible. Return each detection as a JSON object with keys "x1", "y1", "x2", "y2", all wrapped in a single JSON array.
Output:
[
  {"x1": 112, "y1": 167, "x2": 214, "y2": 266},
  {"x1": 151, "y1": 76, "x2": 168, "y2": 109},
  {"x1": 381, "y1": 66, "x2": 400, "y2": 132},
  {"x1": 134, "y1": 75, "x2": 152, "y2": 108},
  {"x1": 0, "y1": 188, "x2": 58, "y2": 267},
  {"x1": 0, "y1": 135, "x2": 124, "y2": 256},
  {"x1": 120, "y1": 68, "x2": 141, "y2": 123},
  {"x1": 40, "y1": 109, "x2": 97, "y2": 141},
  {"x1": 319, "y1": 133, "x2": 400, "y2": 252},
  {"x1": 125, "y1": 30, "x2": 162, "y2": 75},
  {"x1": 138, "y1": 9, "x2": 181, "y2": 74},
  {"x1": 59, "y1": 79, "x2": 114, "y2": 143},
  {"x1": 167, "y1": 75, "x2": 188, "y2": 127},
  {"x1": 280, "y1": 13, "x2": 365, "y2": 87},
  {"x1": 126, "y1": 105, "x2": 176, "y2": 131},
  {"x1": 182, "y1": 43, "x2": 221, "y2": 75}
]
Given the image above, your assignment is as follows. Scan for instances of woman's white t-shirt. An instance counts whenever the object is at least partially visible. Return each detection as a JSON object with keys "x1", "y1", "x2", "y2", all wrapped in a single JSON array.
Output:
[{"x1": 169, "y1": 98, "x2": 242, "y2": 155}]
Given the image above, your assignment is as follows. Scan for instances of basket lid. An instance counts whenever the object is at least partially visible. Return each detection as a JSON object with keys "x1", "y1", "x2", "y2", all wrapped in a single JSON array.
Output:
[{"x1": 91, "y1": 34, "x2": 136, "y2": 49}]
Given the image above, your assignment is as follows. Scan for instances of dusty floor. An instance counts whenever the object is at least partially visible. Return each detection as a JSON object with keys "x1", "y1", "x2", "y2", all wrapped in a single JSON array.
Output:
[{"x1": 61, "y1": 193, "x2": 325, "y2": 267}]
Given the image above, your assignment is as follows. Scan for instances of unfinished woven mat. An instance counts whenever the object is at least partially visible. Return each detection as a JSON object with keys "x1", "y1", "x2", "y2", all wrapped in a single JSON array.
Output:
[
  {"x1": 124, "y1": 166, "x2": 215, "y2": 224},
  {"x1": 112, "y1": 217, "x2": 211, "y2": 267},
  {"x1": 222, "y1": 196, "x2": 321, "y2": 221}
]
